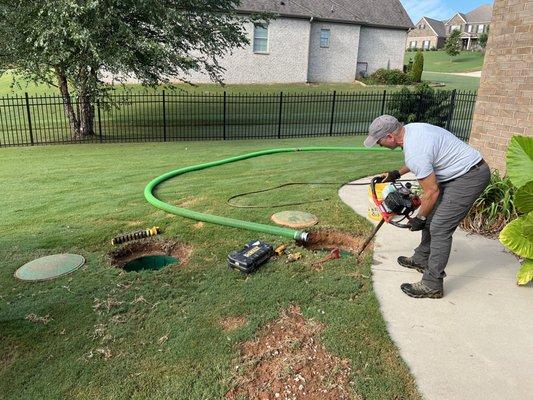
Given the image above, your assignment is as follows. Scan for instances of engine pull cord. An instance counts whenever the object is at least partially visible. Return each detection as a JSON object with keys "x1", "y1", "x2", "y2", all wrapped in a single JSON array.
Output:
[{"x1": 226, "y1": 180, "x2": 414, "y2": 209}]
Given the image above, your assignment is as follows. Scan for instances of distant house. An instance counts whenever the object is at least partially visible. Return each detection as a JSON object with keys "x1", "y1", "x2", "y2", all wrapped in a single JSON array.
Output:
[
  {"x1": 406, "y1": 4, "x2": 493, "y2": 50},
  {"x1": 186, "y1": 0, "x2": 413, "y2": 84}
]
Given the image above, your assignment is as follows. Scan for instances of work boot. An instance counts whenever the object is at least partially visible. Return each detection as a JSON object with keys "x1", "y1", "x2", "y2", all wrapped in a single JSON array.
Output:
[
  {"x1": 397, "y1": 256, "x2": 425, "y2": 273},
  {"x1": 400, "y1": 281, "x2": 443, "y2": 299}
]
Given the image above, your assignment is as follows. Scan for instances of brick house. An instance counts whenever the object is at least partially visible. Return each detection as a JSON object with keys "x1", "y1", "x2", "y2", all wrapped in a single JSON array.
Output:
[
  {"x1": 406, "y1": 17, "x2": 447, "y2": 50},
  {"x1": 185, "y1": 0, "x2": 413, "y2": 84},
  {"x1": 469, "y1": 0, "x2": 532, "y2": 173},
  {"x1": 406, "y1": 4, "x2": 493, "y2": 50}
]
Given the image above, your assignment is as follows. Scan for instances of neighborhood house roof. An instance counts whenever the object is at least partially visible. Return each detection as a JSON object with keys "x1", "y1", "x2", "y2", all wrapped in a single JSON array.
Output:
[
  {"x1": 446, "y1": 4, "x2": 493, "y2": 25},
  {"x1": 424, "y1": 17, "x2": 446, "y2": 37},
  {"x1": 237, "y1": 0, "x2": 413, "y2": 29},
  {"x1": 464, "y1": 4, "x2": 493, "y2": 23}
]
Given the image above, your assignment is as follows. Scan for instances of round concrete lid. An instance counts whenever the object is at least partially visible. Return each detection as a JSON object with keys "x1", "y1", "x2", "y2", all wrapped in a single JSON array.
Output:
[
  {"x1": 14, "y1": 254, "x2": 85, "y2": 281},
  {"x1": 270, "y1": 211, "x2": 318, "y2": 228}
]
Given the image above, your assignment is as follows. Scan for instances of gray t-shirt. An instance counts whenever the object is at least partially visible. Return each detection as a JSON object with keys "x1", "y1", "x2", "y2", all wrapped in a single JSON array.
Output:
[{"x1": 403, "y1": 123, "x2": 482, "y2": 182}]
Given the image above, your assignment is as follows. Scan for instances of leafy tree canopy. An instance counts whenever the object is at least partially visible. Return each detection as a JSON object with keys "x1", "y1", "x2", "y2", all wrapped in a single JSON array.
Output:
[
  {"x1": 0, "y1": 1, "x2": 262, "y2": 137},
  {"x1": 445, "y1": 29, "x2": 462, "y2": 59}
]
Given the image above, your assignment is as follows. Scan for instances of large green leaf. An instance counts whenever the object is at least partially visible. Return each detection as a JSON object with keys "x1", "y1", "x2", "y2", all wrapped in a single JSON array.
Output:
[
  {"x1": 499, "y1": 213, "x2": 533, "y2": 258},
  {"x1": 515, "y1": 181, "x2": 533, "y2": 213},
  {"x1": 517, "y1": 259, "x2": 533, "y2": 286},
  {"x1": 524, "y1": 212, "x2": 533, "y2": 242},
  {"x1": 506, "y1": 135, "x2": 533, "y2": 189}
]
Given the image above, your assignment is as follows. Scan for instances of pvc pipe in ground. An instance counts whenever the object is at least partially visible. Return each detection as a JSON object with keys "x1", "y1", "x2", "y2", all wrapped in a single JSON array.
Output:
[{"x1": 144, "y1": 147, "x2": 388, "y2": 241}]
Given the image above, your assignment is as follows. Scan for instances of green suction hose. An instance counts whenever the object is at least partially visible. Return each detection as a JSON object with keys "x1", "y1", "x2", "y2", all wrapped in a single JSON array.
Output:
[{"x1": 144, "y1": 146, "x2": 388, "y2": 242}]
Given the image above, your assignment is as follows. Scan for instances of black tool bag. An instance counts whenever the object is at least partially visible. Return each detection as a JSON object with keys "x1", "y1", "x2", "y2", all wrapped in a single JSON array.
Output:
[{"x1": 228, "y1": 240, "x2": 273, "y2": 273}]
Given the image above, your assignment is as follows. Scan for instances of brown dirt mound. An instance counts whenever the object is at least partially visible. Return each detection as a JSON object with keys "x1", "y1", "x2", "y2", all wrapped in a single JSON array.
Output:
[
  {"x1": 300, "y1": 228, "x2": 366, "y2": 255},
  {"x1": 108, "y1": 238, "x2": 192, "y2": 269},
  {"x1": 225, "y1": 306, "x2": 357, "y2": 400}
]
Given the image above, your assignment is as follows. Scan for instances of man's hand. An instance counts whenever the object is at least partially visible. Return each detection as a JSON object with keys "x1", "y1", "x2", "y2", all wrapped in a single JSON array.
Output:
[
  {"x1": 408, "y1": 216, "x2": 426, "y2": 231},
  {"x1": 380, "y1": 170, "x2": 401, "y2": 183}
]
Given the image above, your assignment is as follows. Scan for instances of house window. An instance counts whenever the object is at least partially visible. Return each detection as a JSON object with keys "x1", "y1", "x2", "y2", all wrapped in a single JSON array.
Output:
[
  {"x1": 253, "y1": 24, "x2": 268, "y2": 53},
  {"x1": 450, "y1": 24, "x2": 461, "y2": 32},
  {"x1": 423, "y1": 40, "x2": 430, "y2": 50},
  {"x1": 477, "y1": 24, "x2": 485, "y2": 33},
  {"x1": 320, "y1": 29, "x2": 330, "y2": 48},
  {"x1": 467, "y1": 24, "x2": 473, "y2": 33},
  {"x1": 410, "y1": 41, "x2": 417, "y2": 48}
]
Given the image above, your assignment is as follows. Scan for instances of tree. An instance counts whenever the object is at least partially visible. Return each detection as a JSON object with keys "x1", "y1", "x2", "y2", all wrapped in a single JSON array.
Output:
[
  {"x1": 445, "y1": 29, "x2": 462, "y2": 60},
  {"x1": 0, "y1": 1, "x2": 261, "y2": 139},
  {"x1": 388, "y1": 83, "x2": 451, "y2": 127},
  {"x1": 478, "y1": 33, "x2": 489, "y2": 50},
  {"x1": 411, "y1": 50, "x2": 424, "y2": 83}
]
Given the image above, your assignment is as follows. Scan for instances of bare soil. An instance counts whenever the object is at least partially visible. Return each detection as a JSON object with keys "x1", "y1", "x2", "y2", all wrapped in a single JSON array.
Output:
[
  {"x1": 108, "y1": 238, "x2": 192, "y2": 269},
  {"x1": 225, "y1": 306, "x2": 358, "y2": 400},
  {"x1": 300, "y1": 228, "x2": 367, "y2": 256}
]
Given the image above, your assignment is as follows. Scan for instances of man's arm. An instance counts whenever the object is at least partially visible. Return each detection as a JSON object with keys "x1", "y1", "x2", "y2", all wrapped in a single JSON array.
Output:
[{"x1": 417, "y1": 172, "x2": 440, "y2": 218}]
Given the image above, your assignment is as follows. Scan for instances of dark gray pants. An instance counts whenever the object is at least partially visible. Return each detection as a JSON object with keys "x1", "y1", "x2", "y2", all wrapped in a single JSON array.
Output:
[{"x1": 412, "y1": 162, "x2": 491, "y2": 290}]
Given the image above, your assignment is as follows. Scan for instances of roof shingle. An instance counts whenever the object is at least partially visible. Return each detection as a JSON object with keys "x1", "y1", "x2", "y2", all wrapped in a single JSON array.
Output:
[{"x1": 237, "y1": 0, "x2": 413, "y2": 29}]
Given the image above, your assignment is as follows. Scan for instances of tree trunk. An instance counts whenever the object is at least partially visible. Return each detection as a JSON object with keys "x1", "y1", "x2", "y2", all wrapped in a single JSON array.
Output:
[
  {"x1": 78, "y1": 92, "x2": 95, "y2": 137},
  {"x1": 55, "y1": 68, "x2": 81, "y2": 138},
  {"x1": 55, "y1": 67, "x2": 96, "y2": 139}
]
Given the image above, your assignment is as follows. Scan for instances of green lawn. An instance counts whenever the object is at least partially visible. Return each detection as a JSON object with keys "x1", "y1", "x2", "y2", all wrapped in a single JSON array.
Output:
[
  {"x1": 0, "y1": 138, "x2": 420, "y2": 399},
  {"x1": 404, "y1": 50, "x2": 484, "y2": 73},
  {"x1": 422, "y1": 71, "x2": 480, "y2": 91}
]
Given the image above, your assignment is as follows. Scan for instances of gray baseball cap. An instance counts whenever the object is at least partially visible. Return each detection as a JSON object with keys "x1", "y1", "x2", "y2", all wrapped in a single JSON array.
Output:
[{"x1": 364, "y1": 115, "x2": 401, "y2": 147}]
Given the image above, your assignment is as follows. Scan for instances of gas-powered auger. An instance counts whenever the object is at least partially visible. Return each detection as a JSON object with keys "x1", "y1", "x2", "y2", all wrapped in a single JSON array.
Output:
[{"x1": 357, "y1": 176, "x2": 421, "y2": 257}]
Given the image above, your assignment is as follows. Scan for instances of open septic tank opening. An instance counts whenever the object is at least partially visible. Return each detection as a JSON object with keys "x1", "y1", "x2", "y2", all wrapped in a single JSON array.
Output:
[
  {"x1": 108, "y1": 239, "x2": 192, "y2": 272},
  {"x1": 123, "y1": 255, "x2": 179, "y2": 272}
]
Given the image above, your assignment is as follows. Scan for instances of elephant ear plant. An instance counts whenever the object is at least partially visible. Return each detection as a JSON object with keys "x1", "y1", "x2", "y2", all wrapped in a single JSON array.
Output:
[{"x1": 499, "y1": 135, "x2": 533, "y2": 285}]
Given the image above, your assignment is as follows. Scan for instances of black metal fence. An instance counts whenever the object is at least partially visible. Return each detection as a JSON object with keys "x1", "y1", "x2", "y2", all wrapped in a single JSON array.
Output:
[{"x1": 0, "y1": 90, "x2": 477, "y2": 147}]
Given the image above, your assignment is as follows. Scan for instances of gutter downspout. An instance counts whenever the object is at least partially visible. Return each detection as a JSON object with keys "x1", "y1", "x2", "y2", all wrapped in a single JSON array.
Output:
[{"x1": 306, "y1": 17, "x2": 314, "y2": 83}]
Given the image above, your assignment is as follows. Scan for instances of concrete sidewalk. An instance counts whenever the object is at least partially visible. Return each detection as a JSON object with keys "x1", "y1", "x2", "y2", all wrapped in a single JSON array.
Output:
[{"x1": 339, "y1": 175, "x2": 533, "y2": 400}]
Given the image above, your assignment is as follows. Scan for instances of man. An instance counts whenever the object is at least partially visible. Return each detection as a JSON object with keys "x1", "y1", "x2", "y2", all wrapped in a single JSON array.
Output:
[{"x1": 364, "y1": 115, "x2": 490, "y2": 299}]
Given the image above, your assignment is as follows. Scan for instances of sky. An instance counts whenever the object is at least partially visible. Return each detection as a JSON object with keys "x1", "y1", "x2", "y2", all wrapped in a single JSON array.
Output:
[{"x1": 400, "y1": 0, "x2": 493, "y2": 24}]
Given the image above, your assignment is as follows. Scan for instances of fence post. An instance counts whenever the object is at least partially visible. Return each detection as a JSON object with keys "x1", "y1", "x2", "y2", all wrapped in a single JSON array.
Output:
[
  {"x1": 223, "y1": 91, "x2": 227, "y2": 140},
  {"x1": 446, "y1": 89, "x2": 457, "y2": 131},
  {"x1": 329, "y1": 91, "x2": 337, "y2": 136},
  {"x1": 97, "y1": 100, "x2": 103, "y2": 143},
  {"x1": 416, "y1": 93, "x2": 424, "y2": 121},
  {"x1": 381, "y1": 90, "x2": 387, "y2": 115},
  {"x1": 278, "y1": 91, "x2": 283, "y2": 139},
  {"x1": 24, "y1": 93, "x2": 34, "y2": 146},
  {"x1": 162, "y1": 90, "x2": 167, "y2": 142}
]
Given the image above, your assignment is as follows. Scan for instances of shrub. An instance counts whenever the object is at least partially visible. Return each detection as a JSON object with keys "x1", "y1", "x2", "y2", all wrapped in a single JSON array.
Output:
[
  {"x1": 369, "y1": 68, "x2": 412, "y2": 85},
  {"x1": 498, "y1": 136, "x2": 533, "y2": 285},
  {"x1": 411, "y1": 50, "x2": 424, "y2": 83},
  {"x1": 430, "y1": 46, "x2": 437, "y2": 51},
  {"x1": 387, "y1": 83, "x2": 451, "y2": 126},
  {"x1": 460, "y1": 171, "x2": 518, "y2": 236}
]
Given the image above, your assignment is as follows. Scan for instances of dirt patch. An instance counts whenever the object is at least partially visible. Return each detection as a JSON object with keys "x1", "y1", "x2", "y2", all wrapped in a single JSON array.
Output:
[
  {"x1": 299, "y1": 228, "x2": 366, "y2": 256},
  {"x1": 108, "y1": 238, "x2": 192, "y2": 269},
  {"x1": 220, "y1": 316, "x2": 247, "y2": 332},
  {"x1": 193, "y1": 221, "x2": 205, "y2": 229},
  {"x1": 225, "y1": 306, "x2": 356, "y2": 400}
]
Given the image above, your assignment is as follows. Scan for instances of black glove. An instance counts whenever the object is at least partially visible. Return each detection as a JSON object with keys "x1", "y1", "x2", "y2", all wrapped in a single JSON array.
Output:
[
  {"x1": 408, "y1": 217, "x2": 426, "y2": 231},
  {"x1": 382, "y1": 170, "x2": 401, "y2": 183}
]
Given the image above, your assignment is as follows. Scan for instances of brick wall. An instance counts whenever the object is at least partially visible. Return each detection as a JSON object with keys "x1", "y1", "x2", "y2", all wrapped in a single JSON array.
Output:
[{"x1": 469, "y1": 0, "x2": 533, "y2": 173}]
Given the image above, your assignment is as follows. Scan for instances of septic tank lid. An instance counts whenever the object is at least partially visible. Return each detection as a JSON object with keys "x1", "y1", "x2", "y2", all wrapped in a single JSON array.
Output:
[
  {"x1": 270, "y1": 210, "x2": 318, "y2": 228},
  {"x1": 14, "y1": 254, "x2": 85, "y2": 281}
]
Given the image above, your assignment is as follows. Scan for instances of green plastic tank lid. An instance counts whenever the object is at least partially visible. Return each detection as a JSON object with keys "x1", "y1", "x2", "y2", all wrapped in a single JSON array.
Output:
[
  {"x1": 270, "y1": 210, "x2": 318, "y2": 228},
  {"x1": 14, "y1": 254, "x2": 85, "y2": 281}
]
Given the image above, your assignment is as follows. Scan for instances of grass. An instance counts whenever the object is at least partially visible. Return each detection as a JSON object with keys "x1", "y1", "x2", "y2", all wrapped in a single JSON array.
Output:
[
  {"x1": 422, "y1": 71, "x2": 480, "y2": 91},
  {"x1": 404, "y1": 50, "x2": 485, "y2": 73},
  {"x1": 0, "y1": 137, "x2": 420, "y2": 399}
]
